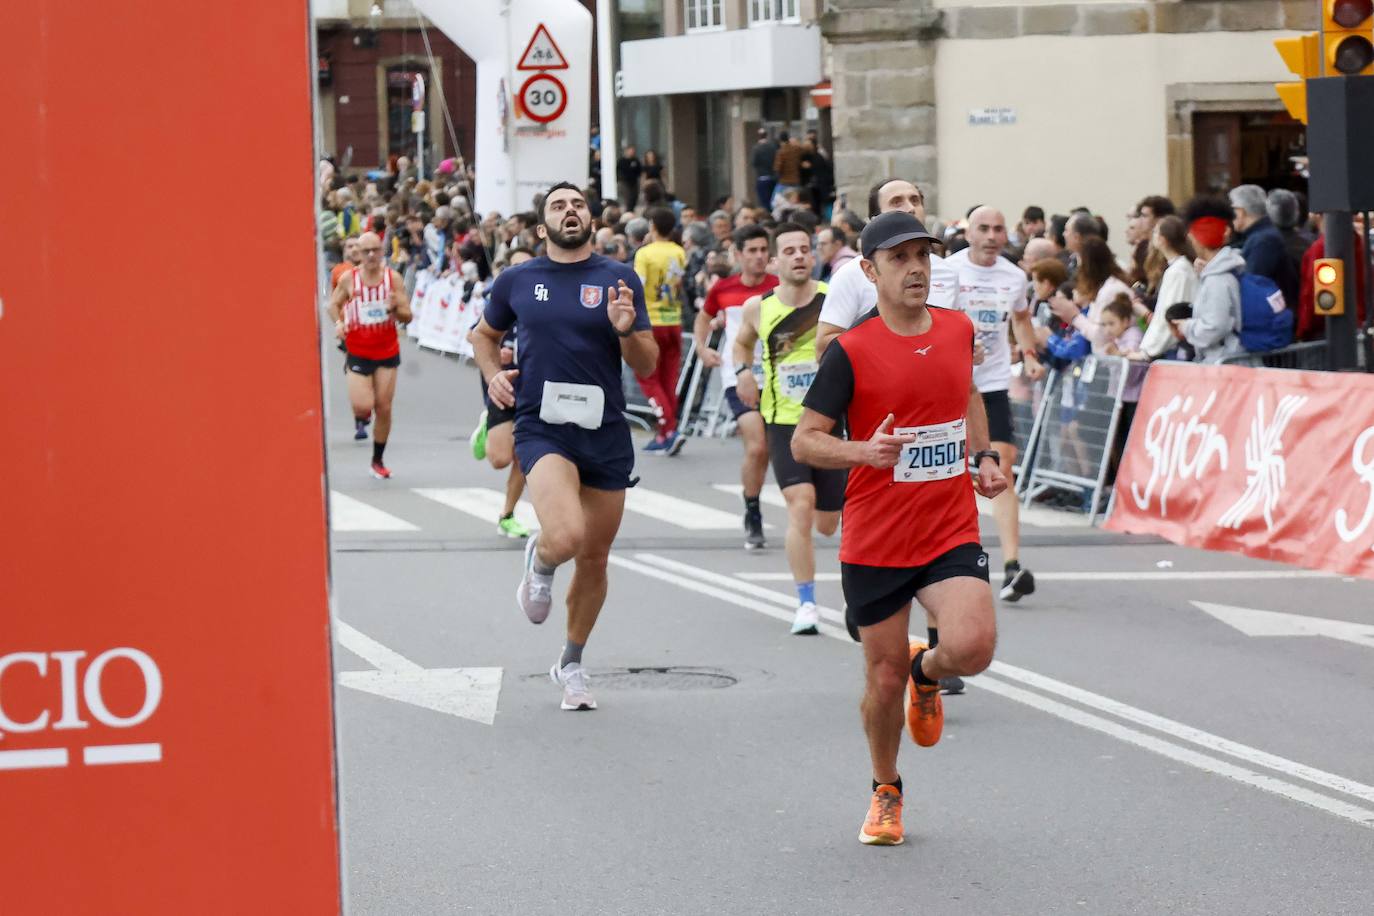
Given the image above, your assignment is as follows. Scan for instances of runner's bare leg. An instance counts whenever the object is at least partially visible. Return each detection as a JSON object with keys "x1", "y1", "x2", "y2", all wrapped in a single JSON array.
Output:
[
  {"x1": 914, "y1": 577, "x2": 997, "y2": 680},
  {"x1": 565, "y1": 485, "x2": 626, "y2": 645},
  {"x1": 859, "y1": 604, "x2": 913, "y2": 785}
]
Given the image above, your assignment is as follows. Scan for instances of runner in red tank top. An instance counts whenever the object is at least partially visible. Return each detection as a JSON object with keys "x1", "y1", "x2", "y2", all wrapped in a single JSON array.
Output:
[
  {"x1": 792, "y1": 211, "x2": 1008, "y2": 847},
  {"x1": 327, "y1": 231, "x2": 412, "y2": 479}
]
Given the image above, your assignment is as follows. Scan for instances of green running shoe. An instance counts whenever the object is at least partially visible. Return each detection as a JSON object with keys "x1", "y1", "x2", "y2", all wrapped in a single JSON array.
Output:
[
  {"x1": 470, "y1": 409, "x2": 489, "y2": 460},
  {"x1": 497, "y1": 513, "x2": 530, "y2": 539}
]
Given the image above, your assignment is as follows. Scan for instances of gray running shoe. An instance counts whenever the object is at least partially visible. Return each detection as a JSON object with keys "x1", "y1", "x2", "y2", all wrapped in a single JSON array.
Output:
[
  {"x1": 940, "y1": 676, "x2": 965, "y2": 695},
  {"x1": 550, "y1": 661, "x2": 597, "y2": 710},
  {"x1": 1000, "y1": 566, "x2": 1036, "y2": 603},
  {"x1": 516, "y1": 532, "x2": 553, "y2": 624},
  {"x1": 744, "y1": 508, "x2": 766, "y2": 550}
]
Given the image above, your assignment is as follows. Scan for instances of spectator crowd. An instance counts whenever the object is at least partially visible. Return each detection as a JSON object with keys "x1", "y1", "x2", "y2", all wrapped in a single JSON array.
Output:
[{"x1": 318, "y1": 131, "x2": 1371, "y2": 478}]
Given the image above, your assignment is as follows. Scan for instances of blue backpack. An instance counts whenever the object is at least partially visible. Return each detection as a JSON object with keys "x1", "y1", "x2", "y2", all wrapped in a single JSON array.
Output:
[{"x1": 1235, "y1": 271, "x2": 1294, "y2": 353}]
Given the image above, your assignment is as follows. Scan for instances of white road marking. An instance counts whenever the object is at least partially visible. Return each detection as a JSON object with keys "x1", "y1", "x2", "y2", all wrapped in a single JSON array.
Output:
[
  {"x1": 83, "y1": 743, "x2": 162, "y2": 766},
  {"x1": 329, "y1": 491, "x2": 419, "y2": 532},
  {"x1": 0, "y1": 748, "x2": 68, "y2": 770},
  {"x1": 1193, "y1": 602, "x2": 1374, "y2": 649},
  {"x1": 335, "y1": 619, "x2": 421, "y2": 673},
  {"x1": 624, "y1": 487, "x2": 750, "y2": 530},
  {"x1": 607, "y1": 555, "x2": 849, "y2": 639},
  {"x1": 333, "y1": 619, "x2": 502, "y2": 725},
  {"x1": 712, "y1": 483, "x2": 788, "y2": 509},
  {"x1": 733, "y1": 570, "x2": 1336, "y2": 583},
  {"x1": 618, "y1": 552, "x2": 1374, "y2": 830},
  {"x1": 974, "y1": 675, "x2": 1374, "y2": 829},
  {"x1": 633, "y1": 553, "x2": 841, "y2": 623},
  {"x1": 413, "y1": 487, "x2": 540, "y2": 531}
]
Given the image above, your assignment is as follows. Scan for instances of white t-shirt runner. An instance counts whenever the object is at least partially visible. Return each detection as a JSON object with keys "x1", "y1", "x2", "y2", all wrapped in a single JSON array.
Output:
[
  {"x1": 817, "y1": 251, "x2": 959, "y2": 332},
  {"x1": 943, "y1": 248, "x2": 1029, "y2": 393}
]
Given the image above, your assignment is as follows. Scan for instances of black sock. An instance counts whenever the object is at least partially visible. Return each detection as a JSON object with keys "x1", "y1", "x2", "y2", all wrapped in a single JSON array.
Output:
[
  {"x1": 911, "y1": 647, "x2": 939, "y2": 687},
  {"x1": 1005, "y1": 559, "x2": 1020, "y2": 573},
  {"x1": 927, "y1": 627, "x2": 939, "y2": 649},
  {"x1": 872, "y1": 776, "x2": 903, "y2": 795},
  {"x1": 743, "y1": 495, "x2": 761, "y2": 514},
  {"x1": 373, "y1": 441, "x2": 387, "y2": 463}
]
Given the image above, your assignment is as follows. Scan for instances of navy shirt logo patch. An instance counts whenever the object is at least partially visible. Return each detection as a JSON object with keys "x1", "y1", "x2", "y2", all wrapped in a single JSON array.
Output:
[{"x1": 579, "y1": 284, "x2": 604, "y2": 309}]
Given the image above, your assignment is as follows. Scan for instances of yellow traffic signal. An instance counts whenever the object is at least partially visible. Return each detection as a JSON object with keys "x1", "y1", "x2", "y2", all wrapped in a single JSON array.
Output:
[
  {"x1": 1314, "y1": 258, "x2": 1345, "y2": 315},
  {"x1": 1274, "y1": 32, "x2": 1321, "y2": 122},
  {"x1": 1324, "y1": 0, "x2": 1374, "y2": 75}
]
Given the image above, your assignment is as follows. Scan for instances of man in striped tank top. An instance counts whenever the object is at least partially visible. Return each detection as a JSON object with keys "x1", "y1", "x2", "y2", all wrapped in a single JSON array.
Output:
[{"x1": 327, "y1": 231, "x2": 412, "y2": 479}]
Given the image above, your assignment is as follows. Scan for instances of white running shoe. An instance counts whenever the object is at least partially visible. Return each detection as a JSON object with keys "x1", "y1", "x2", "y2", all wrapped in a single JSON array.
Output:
[
  {"x1": 550, "y1": 661, "x2": 597, "y2": 710},
  {"x1": 516, "y1": 532, "x2": 553, "y2": 624},
  {"x1": 790, "y1": 601, "x2": 821, "y2": 635}
]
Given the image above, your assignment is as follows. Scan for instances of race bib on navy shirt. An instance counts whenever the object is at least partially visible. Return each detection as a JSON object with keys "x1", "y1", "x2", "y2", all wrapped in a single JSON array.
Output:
[{"x1": 483, "y1": 254, "x2": 650, "y2": 429}]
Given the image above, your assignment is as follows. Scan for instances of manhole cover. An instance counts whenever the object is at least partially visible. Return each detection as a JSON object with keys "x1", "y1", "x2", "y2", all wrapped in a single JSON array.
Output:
[{"x1": 525, "y1": 666, "x2": 737, "y2": 690}]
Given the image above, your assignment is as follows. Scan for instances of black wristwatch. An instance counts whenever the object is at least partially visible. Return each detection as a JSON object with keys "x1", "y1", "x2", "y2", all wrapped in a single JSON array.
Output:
[
  {"x1": 972, "y1": 449, "x2": 1001, "y2": 468},
  {"x1": 617, "y1": 327, "x2": 635, "y2": 338},
  {"x1": 735, "y1": 365, "x2": 750, "y2": 376}
]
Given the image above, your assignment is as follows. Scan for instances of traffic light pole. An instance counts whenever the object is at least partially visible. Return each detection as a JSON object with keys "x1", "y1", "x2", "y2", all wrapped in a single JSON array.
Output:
[{"x1": 1324, "y1": 211, "x2": 1360, "y2": 369}]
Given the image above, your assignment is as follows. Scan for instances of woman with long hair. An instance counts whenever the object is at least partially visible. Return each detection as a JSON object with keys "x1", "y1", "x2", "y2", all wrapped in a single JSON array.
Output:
[
  {"x1": 1050, "y1": 236, "x2": 1133, "y2": 353},
  {"x1": 1139, "y1": 215, "x2": 1199, "y2": 359}
]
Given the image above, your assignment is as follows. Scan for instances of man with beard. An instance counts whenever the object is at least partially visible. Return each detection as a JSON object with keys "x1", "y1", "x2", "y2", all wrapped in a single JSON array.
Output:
[
  {"x1": 471, "y1": 183, "x2": 658, "y2": 712},
  {"x1": 732, "y1": 223, "x2": 847, "y2": 636}
]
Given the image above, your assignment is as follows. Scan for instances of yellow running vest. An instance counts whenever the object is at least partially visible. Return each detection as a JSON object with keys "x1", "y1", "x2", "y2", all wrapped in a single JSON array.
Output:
[{"x1": 759, "y1": 282, "x2": 828, "y2": 425}]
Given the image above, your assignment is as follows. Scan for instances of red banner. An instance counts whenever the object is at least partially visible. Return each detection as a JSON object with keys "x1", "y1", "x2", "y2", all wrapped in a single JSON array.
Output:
[
  {"x1": 1106, "y1": 363, "x2": 1374, "y2": 580},
  {"x1": 1, "y1": 1, "x2": 340, "y2": 912}
]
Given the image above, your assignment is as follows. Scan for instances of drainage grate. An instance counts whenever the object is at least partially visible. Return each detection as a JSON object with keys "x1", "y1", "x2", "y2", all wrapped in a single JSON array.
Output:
[{"x1": 527, "y1": 666, "x2": 738, "y2": 690}]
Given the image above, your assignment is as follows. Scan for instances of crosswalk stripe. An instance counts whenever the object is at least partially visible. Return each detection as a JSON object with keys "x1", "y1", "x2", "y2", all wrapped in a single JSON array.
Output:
[
  {"x1": 412, "y1": 487, "x2": 540, "y2": 531},
  {"x1": 624, "y1": 487, "x2": 745, "y2": 530},
  {"x1": 711, "y1": 483, "x2": 788, "y2": 509},
  {"x1": 330, "y1": 491, "x2": 419, "y2": 532}
]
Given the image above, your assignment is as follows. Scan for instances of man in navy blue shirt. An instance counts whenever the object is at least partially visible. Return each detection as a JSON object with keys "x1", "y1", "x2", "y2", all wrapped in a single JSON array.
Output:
[{"x1": 472, "y1": 182, "x2": 658, "y2": 711}]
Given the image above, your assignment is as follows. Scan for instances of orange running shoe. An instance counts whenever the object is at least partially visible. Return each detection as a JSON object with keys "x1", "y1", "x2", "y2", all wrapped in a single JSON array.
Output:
[
  {"x1": 906, "y1": 641, "x2": 944, "y2": 747},
  {"x1": 859, "y1": 784, "x2": 904, "y2": 846}
]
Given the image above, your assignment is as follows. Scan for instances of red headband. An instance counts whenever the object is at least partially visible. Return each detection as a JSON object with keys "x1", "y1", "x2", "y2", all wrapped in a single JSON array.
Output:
[{"x1": 1189, "y1": 216, "x2": 1228, "y2": 249}]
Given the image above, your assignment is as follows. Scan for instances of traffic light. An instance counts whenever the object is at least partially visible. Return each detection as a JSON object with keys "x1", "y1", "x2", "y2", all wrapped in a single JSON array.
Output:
[
  {"x1": 1274, "y1": 32, "x2": 1321, "y2": 122},
  {"x1": 1324, "y1": 0, "x2": 1374, "y2": 75},
  {"x1": 1314, "y1": 258, "x2": 1346, "y2": 315}
]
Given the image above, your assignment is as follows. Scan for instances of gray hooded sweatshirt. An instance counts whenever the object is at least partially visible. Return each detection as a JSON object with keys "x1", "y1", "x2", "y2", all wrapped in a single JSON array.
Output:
[{"x1": 1186, "y1": 246, "x2": 1246, "y2": 363}]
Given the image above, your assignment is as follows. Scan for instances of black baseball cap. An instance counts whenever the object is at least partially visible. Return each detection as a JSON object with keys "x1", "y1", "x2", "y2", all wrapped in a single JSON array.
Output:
[{"x1": 860, "y1": 211, "x2": 938, "y2": 260}]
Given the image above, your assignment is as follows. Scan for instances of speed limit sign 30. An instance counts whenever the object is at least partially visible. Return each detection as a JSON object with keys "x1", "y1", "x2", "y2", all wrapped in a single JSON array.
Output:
[{"x1": 519, "y1": 73, "x2": 567, "y2": 124}]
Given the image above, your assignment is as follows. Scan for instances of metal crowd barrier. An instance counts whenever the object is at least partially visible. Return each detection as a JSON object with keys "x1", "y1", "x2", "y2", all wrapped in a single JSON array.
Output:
[
  {"x1": 1005, "y1": 365, "x2": 1057, "y2": 496},
  {"x1": 1021, "y1": 355, "x2": 1132, "y2": 524},
  {"x1": 1218, "y1": 340, "x2": 1328, "y2": 371},
  {"x1": 621, "y1": 330, "x2": 700, "y2": 433}
]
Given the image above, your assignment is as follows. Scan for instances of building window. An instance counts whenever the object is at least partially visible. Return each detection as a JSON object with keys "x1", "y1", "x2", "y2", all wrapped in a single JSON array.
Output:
[
  {"x1": 749, "y1": 0, "x2": 799, "y2": 26},
  {"x1": 685, "y1": 0, "x2": 724, "y2": 32}
]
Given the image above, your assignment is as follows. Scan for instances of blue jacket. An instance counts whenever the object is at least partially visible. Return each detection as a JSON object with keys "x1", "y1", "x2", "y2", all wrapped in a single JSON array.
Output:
[{"x1": 1237, "y1": 216, "x2": 1298, "y2": 311}]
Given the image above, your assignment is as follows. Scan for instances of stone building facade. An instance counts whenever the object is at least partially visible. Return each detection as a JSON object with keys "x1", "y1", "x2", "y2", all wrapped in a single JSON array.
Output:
[{"x1": 822, "y1": 0, "x2": 1314, "y2": 234}]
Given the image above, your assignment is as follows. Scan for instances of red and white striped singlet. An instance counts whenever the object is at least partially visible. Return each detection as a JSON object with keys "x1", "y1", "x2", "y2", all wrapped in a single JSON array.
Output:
[{"x1": 343, "y1": 267, "x2": 400, "y2": 360}]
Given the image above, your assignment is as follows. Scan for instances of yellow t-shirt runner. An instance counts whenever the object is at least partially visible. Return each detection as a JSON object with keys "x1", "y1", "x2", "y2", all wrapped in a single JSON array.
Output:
[{"x1": 634, "y1": 239, "x2": 687, "y2": 328}]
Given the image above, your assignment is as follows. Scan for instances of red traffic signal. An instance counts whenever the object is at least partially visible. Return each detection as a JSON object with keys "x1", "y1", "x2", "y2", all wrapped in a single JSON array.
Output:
[{"x1": 1325, "y1": 0, "x2": 1374, "y2": 75}]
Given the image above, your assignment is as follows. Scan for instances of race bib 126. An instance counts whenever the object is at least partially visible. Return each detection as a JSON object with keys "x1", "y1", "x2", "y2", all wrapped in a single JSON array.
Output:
[{"x1": 895, "y1": 418, "x2": 967, "y2": 483}]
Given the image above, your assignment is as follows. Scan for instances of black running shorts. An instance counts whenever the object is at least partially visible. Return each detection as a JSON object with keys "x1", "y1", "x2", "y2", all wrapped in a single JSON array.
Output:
[
  {"x1": 479, "y1": 369, "x2": 517, "y2": 428},
  {"x1": 982, "y1": 389, "x2": 1014, "y2": 445},
  {"x1": 765, "y1": 422, "x2": 846, "y2": 512},
  {"x1": 843, "y1": 542, "x2": 990, "y2": 630},
  {"x1": 346, "y1": 352, "x2": 401, "y2": 375}
]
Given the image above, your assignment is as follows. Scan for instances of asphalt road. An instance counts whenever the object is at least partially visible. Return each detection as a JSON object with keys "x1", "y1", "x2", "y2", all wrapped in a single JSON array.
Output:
[{"x1": 327, "y1": 341, "x2": 1374, "y2": 916}]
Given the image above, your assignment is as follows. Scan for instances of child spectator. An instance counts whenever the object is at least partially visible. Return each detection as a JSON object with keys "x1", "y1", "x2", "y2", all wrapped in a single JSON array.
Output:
[{"x1": 1102, "y1": 293, "x2": 1149, "y2": 481}]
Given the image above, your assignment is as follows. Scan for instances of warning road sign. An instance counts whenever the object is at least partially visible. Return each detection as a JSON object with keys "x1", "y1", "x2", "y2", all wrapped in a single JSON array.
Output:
[
  {"x1": 519, "y1": 73, "x2": 568, "y2": 124},
  {"x1": 517, "y1": 23, "x2": 568, "y2": 70}
]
